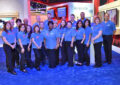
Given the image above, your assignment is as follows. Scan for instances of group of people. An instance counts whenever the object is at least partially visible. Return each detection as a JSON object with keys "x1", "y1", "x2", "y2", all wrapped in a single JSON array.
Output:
[{"x1": 1, "y1": 12, "x2": 116, "y2": 75}]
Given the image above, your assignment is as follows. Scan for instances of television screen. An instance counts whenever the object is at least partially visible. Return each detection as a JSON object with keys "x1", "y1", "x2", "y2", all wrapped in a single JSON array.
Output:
[
  {"x1": 106, "y1": 9, "x2": 117, "y2": 25},
  {"x1": 47, "y1": 9, "x2": 54, "y2": 18},
  {"x1": 57, "y1": 7, "x2": 66, "y2": 17}
]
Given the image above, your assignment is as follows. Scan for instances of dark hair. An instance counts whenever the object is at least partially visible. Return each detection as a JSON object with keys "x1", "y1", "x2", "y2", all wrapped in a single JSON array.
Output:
[
  {"x1": 47, "y1": 13, "x2": 51, "y2": 15},
  {"x1": 71, "y1": 14, "x2": 75, "y2": 17},
  {"x1": 19, "y1": 24, "x2": 27, "y2": 32},
  {"x1": 16, "y1": 19, "x2": 22, "y2": 23},
  {"x1": 60, "y1": 20, "x2": 66, "y2": 29},
  {"x1": 27, "y1": 25, "x2": 32, "y2": 39},
  {"x1": 48, "y1": 21, "x2": 54, "y2": 26},
  {"x1": 83, "y1": 19, "x2": 91, "y2": 28},
  {"x1": 76, "y1": 20, "x2": 83, "y2": 30},
  {"x1": 33, "y1": 25, "x2": 40, "y2": 33},
  {"x1": 3, "y1": 21, "x2": 13, "y2": 33},
  {"x1": 67, "y1": 21, "x2": 72, "y2": 25}
]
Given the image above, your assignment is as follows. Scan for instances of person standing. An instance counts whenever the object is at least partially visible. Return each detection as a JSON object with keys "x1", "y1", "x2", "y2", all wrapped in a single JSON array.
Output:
[
  {"x1": 61, "y1": 21, "x2": 76, "y2": 67},
  {"x1": 101, "y1": 13, "x2": 116, "y2": 64},
  {"x1": 2, "y1": 22, "x2": 17, "y2": 75},
  {"x1": 31, "y1": 25, "x2": 44, "y2": 71},
  {"x1": 13, "y1": 19, "x2": 22, "y2": 67},
  {"x1": 78, "y1": 12, "x2": 86, "y2": 23},
  {"x1": 70, "y1": 14, "x2": 77, "y2": 29},
  {"x1": 44, "y1": 21, "x2": 60, "y2": 68},
  {"x1": 75, "y1": 20, "x2": 85, "y2": 66},
  {"x1": 44, "y1": 13, "x2": 54, "y2": 30},
  {"x1": 91, "y1": 17, "x2": 103, "y2": 68},
  {"x1": 17, "y1": 24, "x2": 28, "y2": 72},
  {"x1": 84, "y1": 19, "x2": 92, "y2": 66}
]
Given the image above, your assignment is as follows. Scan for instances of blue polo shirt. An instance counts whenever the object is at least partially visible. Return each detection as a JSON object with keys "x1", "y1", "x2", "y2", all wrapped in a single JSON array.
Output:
[
  {"x1": 13, "y1": 26, "x2": 19, "y2": 44},
  {"x1": 44, "y1": 29, "x2": 60, "y2": 49},
  {"x1": 31, "y1": 33, "x2": 44, "y2": 49},
  {"x1": 101, "y1": 20, "x2": 116, "y2": 35},
  {"x1": 75, "y1": 27, "x2": 85, "y2": 40},
  {"x1": 71, "y1": 20, "x2": 77, "y2": 29},
  {"x1": 58, "y1": 27, "x2": 66, "y2": 38},
  {"x1": 2, "y1": 30, "x2": 16, "y2": 44},
  {"x1": 44, "y1": 19, "x2": 54, "y2": 30},
  {"x1": 92, "y1": 24, "x2": 103, "y2": 44},
  {"x1": 64, "y1": 28, "x2": 76, "y2": 42},
  {"x1": 84, "y1": 26, "x2": 92, "y2": 45},
  {"x1": 17, "y1": 31, "x2": 28, "y2": 45},
  {"x1": 77, "y1": 18, "x2": 86, "y2": 23}
]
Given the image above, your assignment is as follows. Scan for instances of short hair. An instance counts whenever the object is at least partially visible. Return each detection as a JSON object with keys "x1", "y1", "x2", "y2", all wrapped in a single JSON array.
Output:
[
  {"x1": 48, "y1": 21, "x2": 54, "y2": 26},
  {"x1": 94, "y1": 16, "x2": 101, "y2": 24},
  {"x1": 47, "y1": 13, "x2": 51, "y2": 15},
  {"x1": 71, "y1": 14, "x2": 75, "y2": 17},
  {"x1": 16, "y1": 19, "x2": 22, "y2": 23}
]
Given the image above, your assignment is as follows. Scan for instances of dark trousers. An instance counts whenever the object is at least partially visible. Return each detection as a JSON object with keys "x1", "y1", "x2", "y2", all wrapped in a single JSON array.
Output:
[
  {"x1": 41, "y1": 42, "x2": 46, "y2": 65},
  {"x1": 47, "y1": 49, "x2": 56, "y2": 68},
  {"x1": 94, "y1": 42, "x2": 102, "y2": 66},
  {"x1": 26, "y1": 45, "x2": 33, "y2": 68},
  {"x1": 103, "y1": 35, "x2": 113, "y2": 63},
  {"x1": 33, "y1": 49, "x2": 42, "y2": 68},
  {"x1": 65, "y1": 41, "x2": 74, "y2": 66},
  {"x1": 76, "y1": 40, "x2": 84, "y2": 63},
  {"x1": 18, "y1": 45, "x2": 28, "y2": 70},
  {"x1": 3, "y1": 44, "x2": 16, "y2": 71},
  {"x1": 61, "y1": 41, "x2": 67, "y2": 65},
  {"x1": 56, "y1": 48, "x2": 59, "y2": 65},
  {"x1": 15, "y1": 44, "x2": 20, "y2": 65},
  {"x1": 84, "y1": 45, "x2": 90, "y2": 64}
]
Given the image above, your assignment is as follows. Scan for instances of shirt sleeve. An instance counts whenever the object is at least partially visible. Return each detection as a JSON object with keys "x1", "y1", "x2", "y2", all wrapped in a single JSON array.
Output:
[
  {"x1": 17, "y1": 33, "x2": 22, "y2": 40},
  {"x1": 112, "y1": 22, "x2": 116, "y2": 31},
  {"x1": 71, "y1": 29, "x2": 76, "y2": 37},
  {"x1": 2, "y1": 31, "x2": 6, "y2": 37}
]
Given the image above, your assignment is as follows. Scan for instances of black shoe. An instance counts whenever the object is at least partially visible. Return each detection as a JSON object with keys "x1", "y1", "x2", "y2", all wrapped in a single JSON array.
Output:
[
  {"x1": 94, "y1": 65, "x2": 102, "y2": 68},
  {"x1": 21, "y1": 69, "x2": 27, "y2": 73},
  {"x1": 86, "y1": 63, "x2": 90, "y2": 66},
  {"x1": 36, "y1": 67, "x2": 41, "y2": 71},
  {"x1": 7, "y1": 70, "x2": 17, "y2": 75},
  {"x1": 108, "y1": 61, "x2": 111, "y2": 64}
]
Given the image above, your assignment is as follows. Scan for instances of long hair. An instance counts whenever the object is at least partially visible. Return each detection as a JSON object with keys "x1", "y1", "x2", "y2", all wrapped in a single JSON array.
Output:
[
  {"x1": 3, "y1": 21, "x2": 13, "y2": 33},
  {"x1": 83, "y1": 19, "x2": 91, "y2": 28},
  {"x1": 60, "y1": 20, "x2": 66, "y2": 29},
  {"x1": 19, "y1": 24, "x2": 27, "y2": 33},
  {"x1": 27, "y1": 25, "x2": 32, "y2": 39},
  {"x1": 33, "y1": 25, "x2": 40, "y2": 33},
  {"x1": 76, "y1": 20, "x2": 84, "y2": 30}
]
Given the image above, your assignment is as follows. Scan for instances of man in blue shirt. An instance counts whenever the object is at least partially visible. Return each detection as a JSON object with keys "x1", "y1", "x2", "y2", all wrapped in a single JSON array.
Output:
[
  {"x1": 70, "y1": 14, "x2": 77, "y2": 29},
  {"x1": 44, "y1": 13, "x2": 54, "y2": 30},
  {"x1": 101, "y1": 13, "x2": 116, "y2": 64},
  {"x1": 44, "y1": 21, "x2": 60, "y2": 68},
  {"x1": 77, "y1": 12, "x2": 86, "y2": 23},
  {"x1": 13, "y1": 19, "x2": 22, "y2": 67}
]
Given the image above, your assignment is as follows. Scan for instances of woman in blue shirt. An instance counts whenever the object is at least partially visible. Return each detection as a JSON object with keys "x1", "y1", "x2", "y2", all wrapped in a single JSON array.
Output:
[
  {"x1": 2, "y1": 22, "x2": 17, "y2": 75},
  {"x1": 26, "y1": 25, "x2": 34, "y2": 68},
  {"x1": 75, "y1": 20, "x2": 85, "y2": 66},
  {"x1": 61, "y1": 21, "x2": 76, "y2": 67},
  {"x1": 44, "y1": 21, "x2": 60, "y2": 68},
  {"x1": 84, "y1": 19, "x2": 92, "y2": 66},
  {"x1": 59, "y1": 20, "x2": 67, "y2": 65},
  {"x1": 101, "y1": 13, "x2": 116, "y2": 64},
  {"x1": 31, "y1": 25, "x2": 44, "y2": 71},
  {"x1": 92, "y1": 17, "x2": 103, "y2": 68},
  {"x1": 17, "y1": 24, "x2": 29, "y2": 72}
]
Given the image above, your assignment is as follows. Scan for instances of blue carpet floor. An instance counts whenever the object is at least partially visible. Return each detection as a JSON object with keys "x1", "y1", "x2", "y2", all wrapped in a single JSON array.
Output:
[{"x1": 0, "y1": 47, "x2": 120, "y2": 85}]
